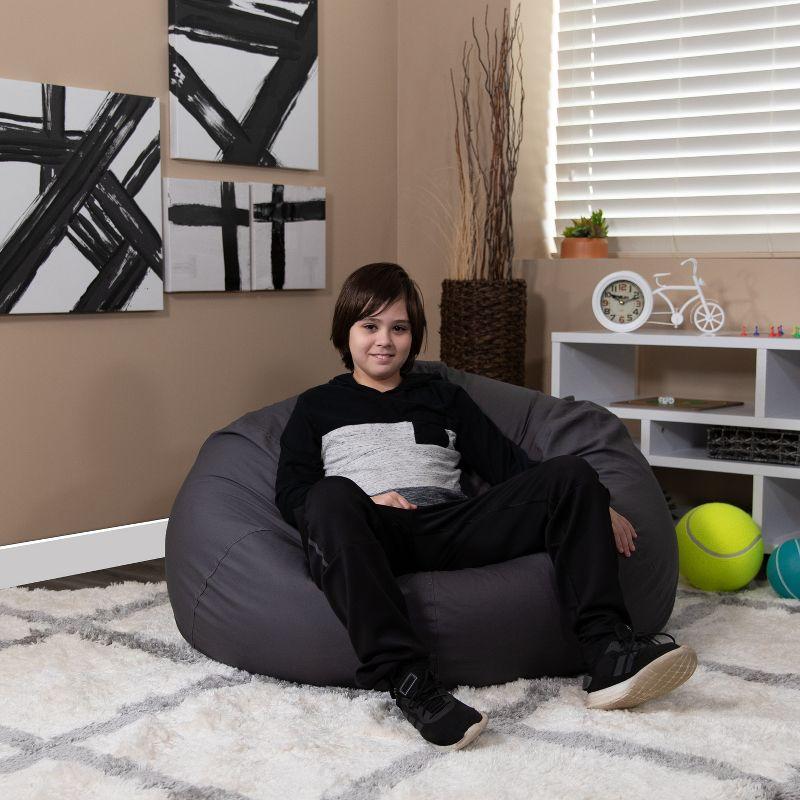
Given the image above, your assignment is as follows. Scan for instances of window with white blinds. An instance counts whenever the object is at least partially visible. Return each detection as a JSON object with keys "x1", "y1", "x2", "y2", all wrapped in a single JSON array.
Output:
[{"x1": 553, "y1": 0, "x2": 800, "y2": 255}]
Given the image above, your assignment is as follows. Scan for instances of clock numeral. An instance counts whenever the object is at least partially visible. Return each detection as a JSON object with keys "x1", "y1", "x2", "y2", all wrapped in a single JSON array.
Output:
[{"x1": 595, "y1": 273, "x2": 650, "y2": 331}]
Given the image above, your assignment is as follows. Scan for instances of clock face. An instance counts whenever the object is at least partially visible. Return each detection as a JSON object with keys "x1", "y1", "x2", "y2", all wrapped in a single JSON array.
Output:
[
  {"x1": 591, "y1": 270, "x2": 652, "y2": 332},
  {"x1": 600, "y1": 279, "x2": 645, "y2": 326}
]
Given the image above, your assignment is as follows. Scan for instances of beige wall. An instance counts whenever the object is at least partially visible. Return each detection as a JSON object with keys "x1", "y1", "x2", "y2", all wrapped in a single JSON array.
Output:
[
  {"x1": 0, "y1": 0, "x2": 399, "y2": 545},
  {"x1": 1, "y1": 0, "x2": 794, "y2": 544}
]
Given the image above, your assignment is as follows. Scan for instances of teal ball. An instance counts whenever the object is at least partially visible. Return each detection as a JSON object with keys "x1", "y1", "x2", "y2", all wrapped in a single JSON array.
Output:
[{"x1": 767, "y1": 538, "x2": 800, "y2": 600}]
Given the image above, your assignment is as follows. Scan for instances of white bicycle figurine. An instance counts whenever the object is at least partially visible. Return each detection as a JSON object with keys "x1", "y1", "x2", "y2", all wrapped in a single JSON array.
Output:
[{"x1": 592, "y1": 257, "x2": 726, "y2": 334}]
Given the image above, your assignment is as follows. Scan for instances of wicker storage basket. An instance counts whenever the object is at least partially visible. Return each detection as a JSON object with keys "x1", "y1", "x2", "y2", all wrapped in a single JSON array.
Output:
[
  {"x1": 707, "y1": 425, "x2": 800, "y2": 466},
  {"x1": 440, "y1": 278, "x2": 527, "y2": 386}
]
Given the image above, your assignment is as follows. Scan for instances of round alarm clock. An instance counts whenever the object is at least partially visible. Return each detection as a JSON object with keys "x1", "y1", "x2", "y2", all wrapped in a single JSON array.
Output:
[{"x1": 592, "y1": 271, "x2": 653, "y2": 332}]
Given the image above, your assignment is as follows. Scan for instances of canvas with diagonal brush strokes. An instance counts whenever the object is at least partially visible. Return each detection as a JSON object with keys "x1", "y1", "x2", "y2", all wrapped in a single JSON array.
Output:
[
  {"x1": 0, "y1": 77, "x2": 163, "y2": 314},
  {"x1": 168, "y1": 0, "x2": 318, "y2": 169}
]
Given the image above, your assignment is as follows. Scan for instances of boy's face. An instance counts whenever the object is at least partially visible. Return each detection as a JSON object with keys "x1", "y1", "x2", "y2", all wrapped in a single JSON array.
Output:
[{"x1": 348, "y1": 297, "x2": 413, "y2": 391}]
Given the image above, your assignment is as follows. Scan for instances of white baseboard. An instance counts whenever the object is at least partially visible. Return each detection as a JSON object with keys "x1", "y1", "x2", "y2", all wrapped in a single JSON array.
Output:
[{"x1": 0, "y1": 519, "x2": 168, "y2": 590}]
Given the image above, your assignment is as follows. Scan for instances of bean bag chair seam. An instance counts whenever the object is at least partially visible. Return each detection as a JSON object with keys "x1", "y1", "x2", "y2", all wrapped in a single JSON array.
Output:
[
  {"x1": 190, "y1": 527, "x2": 275, "y2": 647},
  {"x1": 227, "y1": 418, "x2": 281, "y2": 443},
  {"x1": 518, "y1": 408, "x2": 537, "y2": 449},
  {"x1": 199, "y1": 472, "x2": 278, "y2": 513},
  {"x1": 242, "y1": 425, "x2": 277, "y2": 441},
  {"x1": 539, "y1": 402, "x2": 618, "y2": 452}
]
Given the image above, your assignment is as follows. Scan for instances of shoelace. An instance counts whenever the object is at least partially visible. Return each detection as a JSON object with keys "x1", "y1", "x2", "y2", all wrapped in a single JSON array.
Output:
[
  {"x1": 584, "y1": 624, "x2": 680, "y2": 691},
  {"x1": 613, "y1": 622, "x2": 677, "y2": 655},
  {"x1": 390, "y1": 668, "x2": 450, "y2": 715}
]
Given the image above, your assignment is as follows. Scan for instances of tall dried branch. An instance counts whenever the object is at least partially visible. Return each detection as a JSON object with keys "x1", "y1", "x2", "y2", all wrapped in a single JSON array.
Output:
[{"x1": 450, "y1": 4, "x2": 524, "y2": 281}]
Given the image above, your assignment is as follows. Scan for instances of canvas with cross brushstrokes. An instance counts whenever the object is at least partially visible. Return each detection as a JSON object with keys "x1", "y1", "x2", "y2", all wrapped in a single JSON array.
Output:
[{"x1": 163, "y1": 177, "x2": 325, "y2": 292}]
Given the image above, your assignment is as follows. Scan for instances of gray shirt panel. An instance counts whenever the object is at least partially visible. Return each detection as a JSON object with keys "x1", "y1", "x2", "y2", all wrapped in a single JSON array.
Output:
[{"x1": 321, "y1": 421, "x2": 464, "y2": 499}]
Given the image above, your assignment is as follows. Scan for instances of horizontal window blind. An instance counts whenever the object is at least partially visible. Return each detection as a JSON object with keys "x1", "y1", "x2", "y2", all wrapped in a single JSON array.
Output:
[{"x1": 553, "y1": 0, "x2": 800, "y2": 254}]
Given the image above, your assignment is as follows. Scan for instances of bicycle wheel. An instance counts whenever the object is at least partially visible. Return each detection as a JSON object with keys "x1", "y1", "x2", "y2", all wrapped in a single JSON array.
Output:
[{"x1": 692, "y1": 301, "x2": 725, "y2": 333}]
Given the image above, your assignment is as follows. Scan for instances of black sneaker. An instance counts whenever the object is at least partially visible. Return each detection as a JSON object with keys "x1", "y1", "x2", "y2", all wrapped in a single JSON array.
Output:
[
  {"x1": 389, "y1": 661, "x2": 488, "y2": 751},
  {"x1": 583, "y1": 623, "x2": 698, "y2": 710}
]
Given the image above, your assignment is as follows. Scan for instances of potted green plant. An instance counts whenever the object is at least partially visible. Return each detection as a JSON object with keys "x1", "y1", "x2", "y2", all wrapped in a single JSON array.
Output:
[{"x1": 560, "y1": 209, "x2": 609, "y2": 258}]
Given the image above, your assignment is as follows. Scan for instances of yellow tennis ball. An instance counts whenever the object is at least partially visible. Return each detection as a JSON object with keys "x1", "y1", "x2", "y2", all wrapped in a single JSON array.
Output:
[{"x1": 676, "y1": 503, "x2": 763, "y2": 592}]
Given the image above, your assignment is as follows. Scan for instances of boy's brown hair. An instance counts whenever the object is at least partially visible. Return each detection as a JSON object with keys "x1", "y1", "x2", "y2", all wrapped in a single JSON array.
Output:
[{"x1": 331, "y1": 262, "x2": 428, "y2": 374}]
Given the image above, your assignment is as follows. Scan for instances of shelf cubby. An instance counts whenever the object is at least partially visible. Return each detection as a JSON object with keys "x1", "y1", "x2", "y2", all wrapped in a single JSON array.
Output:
[{"x1": 552, "y1": 330, "x2": 800, "y2": 551}]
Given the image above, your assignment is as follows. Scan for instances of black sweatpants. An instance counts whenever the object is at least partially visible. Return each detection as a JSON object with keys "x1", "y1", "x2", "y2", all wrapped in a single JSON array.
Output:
[{"x1": 295, "y1": 454, "x2": 633, "y2": 691}]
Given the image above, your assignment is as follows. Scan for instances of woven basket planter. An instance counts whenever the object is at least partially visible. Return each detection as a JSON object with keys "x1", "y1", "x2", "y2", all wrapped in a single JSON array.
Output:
[{"x1": 440, "y1": 278, "x2": 527, "y2": 386}]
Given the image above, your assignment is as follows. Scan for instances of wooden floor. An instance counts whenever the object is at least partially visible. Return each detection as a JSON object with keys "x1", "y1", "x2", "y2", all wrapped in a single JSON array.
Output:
[{"x1": 20, "y1": 559, "x2": 166, "y2": 591}]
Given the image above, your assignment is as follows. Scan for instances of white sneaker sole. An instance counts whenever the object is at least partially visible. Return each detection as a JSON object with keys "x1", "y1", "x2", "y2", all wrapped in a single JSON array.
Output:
[
  {"x1": 585, "y1": 645, "x2": 698, "y2": 710},
  {"x1": 432, "y1": 712, "x2": 489, "y2": 752}
]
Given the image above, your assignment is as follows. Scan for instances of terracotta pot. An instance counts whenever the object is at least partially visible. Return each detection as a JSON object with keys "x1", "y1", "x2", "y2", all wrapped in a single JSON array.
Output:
[{"x1": 560, "y1": 237, "x2": 608, "y2": 258}]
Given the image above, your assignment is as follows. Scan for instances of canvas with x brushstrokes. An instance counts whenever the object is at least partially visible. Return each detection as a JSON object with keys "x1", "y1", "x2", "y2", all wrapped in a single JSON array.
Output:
[
  {"x1": 0, "y1": 77, "x2": 163, "y2": 314},
  {"x1": 163, "y1": 177, "x2": 325, "y2": 292},
  {"x1": 168, "y1": 0, "x2": 318, "y2": 169}
]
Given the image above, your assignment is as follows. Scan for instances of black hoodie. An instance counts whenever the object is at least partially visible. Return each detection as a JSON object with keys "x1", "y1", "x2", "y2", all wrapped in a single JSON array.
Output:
[{"x1": 274, "y1": 371, "x2": 538, "y2": 528}]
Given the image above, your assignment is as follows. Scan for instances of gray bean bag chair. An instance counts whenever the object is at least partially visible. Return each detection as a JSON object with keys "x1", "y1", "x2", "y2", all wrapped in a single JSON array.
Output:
[{"x1": 165, "y1": 361, "x2": 678, "y2": 689}]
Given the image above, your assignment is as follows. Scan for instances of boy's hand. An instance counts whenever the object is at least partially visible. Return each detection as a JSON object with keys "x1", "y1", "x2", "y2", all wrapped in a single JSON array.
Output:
[
  {"x1": 610, "y1": 506, "x2": 637, "y2": 557},
  {"x1": 371, "y1": 491, "x2": 418, "y2": 509}
]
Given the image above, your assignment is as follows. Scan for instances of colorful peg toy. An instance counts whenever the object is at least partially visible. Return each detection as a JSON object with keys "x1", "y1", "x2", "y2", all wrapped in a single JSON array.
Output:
[{"x1": 741, "y1": 324, "x2": 798, "y2": 337}]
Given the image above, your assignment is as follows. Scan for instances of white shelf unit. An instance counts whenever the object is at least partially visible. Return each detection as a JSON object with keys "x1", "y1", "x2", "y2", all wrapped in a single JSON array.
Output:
[{"x1": 551, "y1": 330, "x2": 800, "y2": 552}]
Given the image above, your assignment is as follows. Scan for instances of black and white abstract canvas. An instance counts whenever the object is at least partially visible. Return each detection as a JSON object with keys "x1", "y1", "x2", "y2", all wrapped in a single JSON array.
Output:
[
  {"x1": 163, "y1": 178, "x2": 251, "y2": 292},
  {"x1": 163, "y1": 177, "x2": 325, "y2": 292},
  {"x1": 168, "y1": 0, "x2": 318, "y2": 169},
  {"x1": 0, "y1": 77, "x2": 163, "y2": 314},
  {"x1": 251, "y1": 182, "x2": 325, "y2": 290}
]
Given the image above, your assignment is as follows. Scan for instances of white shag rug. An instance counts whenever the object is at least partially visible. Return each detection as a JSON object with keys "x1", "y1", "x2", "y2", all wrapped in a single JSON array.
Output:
[{"x1": 1, "y1": 575, "x2": 799, "y2": 800}]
